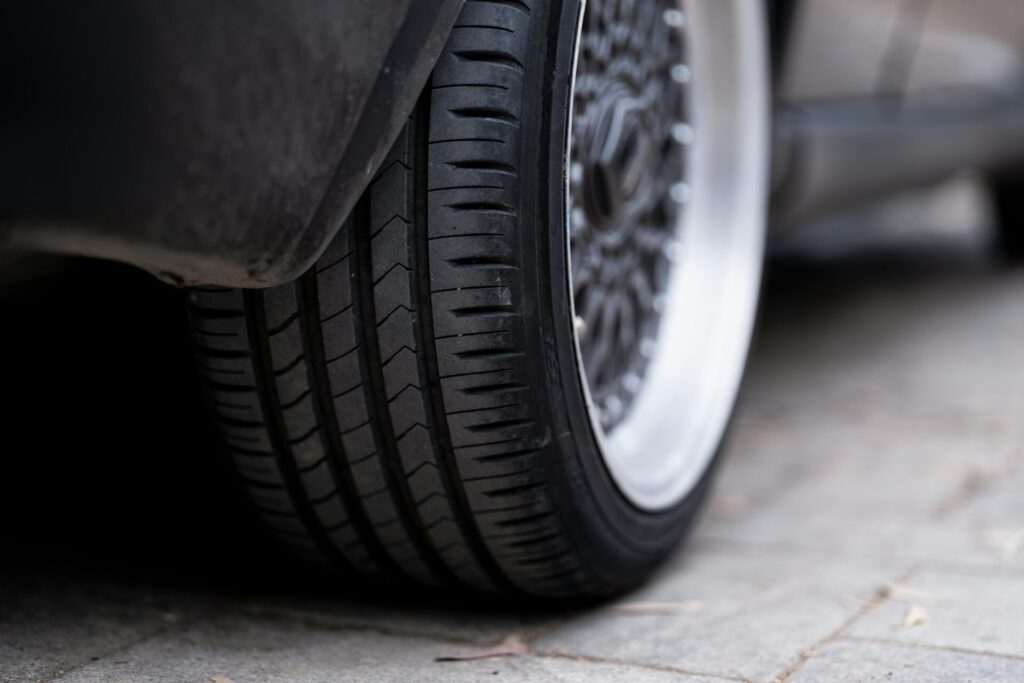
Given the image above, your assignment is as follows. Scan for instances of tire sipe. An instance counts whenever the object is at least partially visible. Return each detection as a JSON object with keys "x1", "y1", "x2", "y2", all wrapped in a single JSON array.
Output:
[{"x1": 188, "y1": 0, "x2": 769, "y2": 598}]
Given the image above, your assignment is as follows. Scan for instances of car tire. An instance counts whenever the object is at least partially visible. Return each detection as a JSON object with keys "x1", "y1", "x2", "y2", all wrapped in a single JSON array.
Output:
[
  {"x1": 188, "y1": 0, "x2": 769, "y2": 598},
  {"x1": 993, "y1": 173, "x2": 1024, "y2": 260}
]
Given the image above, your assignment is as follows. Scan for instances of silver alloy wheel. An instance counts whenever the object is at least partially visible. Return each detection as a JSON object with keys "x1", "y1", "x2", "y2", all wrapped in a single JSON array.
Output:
[{"x1": 567, "y1": 0, "x2": 769, "y2": 511}]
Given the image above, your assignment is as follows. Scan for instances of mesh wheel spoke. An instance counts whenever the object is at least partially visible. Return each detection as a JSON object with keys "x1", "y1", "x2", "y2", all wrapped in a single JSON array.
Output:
[{"x1": 570, "y1": 0, "x2": 690, "y2": 432}]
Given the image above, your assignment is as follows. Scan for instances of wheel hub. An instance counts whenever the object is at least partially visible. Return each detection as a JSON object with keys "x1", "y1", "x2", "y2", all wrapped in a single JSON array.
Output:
[
  {"x1": 569, "y1": 0, "x2": 689, "y2": 431},
  {"x1": 580, "y1": 90, "x2": 656, "y2": 237}
]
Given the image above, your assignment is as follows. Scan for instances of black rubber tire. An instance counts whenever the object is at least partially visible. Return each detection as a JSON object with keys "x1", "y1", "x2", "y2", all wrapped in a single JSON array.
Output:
[
  {"x1": 993, "y1": 174, "x2": 1024, "y2": 261},
  {"x1": 188, "y1": 0, "x2": 719, "y2": 598}
]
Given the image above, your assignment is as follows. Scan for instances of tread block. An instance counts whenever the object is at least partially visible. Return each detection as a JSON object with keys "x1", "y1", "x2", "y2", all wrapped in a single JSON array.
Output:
[
  {"x1": 442, "y1": 368, "x2": 527, "y2": 412},
  {"x1": 375, "y1": 307, "x2": 418, "y2": 364},
  {"x1": 436, "y1": 331, "x2": 522, "y2": 377},
  {"x1": 427, "y1": 185, "x2": 518, "y2": 240},
  {"x1": 381, "y1": 347, "x2": 421, "y2": 399},
  {"x1": 300, "y1": 457, "x2": 339, "y2": 502},
  {"x1": 206, "y1": 391, "x2": 263, "y2": 424},
  {"x1": 388, "y1": 387, "x2": 429, "y2": 439},
  {"x1": 273, "y1": 359, "x2": 309, "y2": 406},
  {"x1": 316, "y1": 256, "x2": 353, "y2": 319},
  {"x1": 339, "y1": 421, "x2": 375, "y2": 459},
  {"x1": 371, "y1": 218, "x2": 414, "y2": 281},
  {"x1": 321, "y1": 308, "x2": 358, "y2": 359},
  {"x1": 370, "y1": 162, "x2": 412, "y2": 227},
  {"x1": 278, "y1": 393, "x2": 319, "y2": 443},
  {"x1": 432, "y1": 286, "x2": 517, "y2": 338},
  {"x1": 233, "y1": 455, "x2": 283, "y2": 485},
  {"x1": 448, "y1": 403, "x2": 536, "y2": 449},
  {"x1": 325, "y1": 351, "x2": 361, "y2": 399},
  {"x1": 263, "y1": 286, "x2": 300, "y2": 331},
  {"x1": 373, "y1": 267, "x2": 414, "y2": 326}
]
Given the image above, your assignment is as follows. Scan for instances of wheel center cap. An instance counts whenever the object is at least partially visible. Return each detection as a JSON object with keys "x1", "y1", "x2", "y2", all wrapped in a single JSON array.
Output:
[{"x1": 582, "y1": 94, "x2": 654, "y2": 233}]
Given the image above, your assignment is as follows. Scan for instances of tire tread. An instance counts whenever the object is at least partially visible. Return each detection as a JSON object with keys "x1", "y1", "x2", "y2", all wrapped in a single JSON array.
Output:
[{"x1": 190, "y1": 0, "x2": 592, "y2": 596}]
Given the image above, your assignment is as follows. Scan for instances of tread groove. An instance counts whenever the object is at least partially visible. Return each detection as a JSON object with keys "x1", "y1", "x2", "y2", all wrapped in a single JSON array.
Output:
[
  {"x1": 453, "y1": 49, "x2": 525, "y2": 72},
  {"x1": 449, "y1": 107, "x2": 520, "y2": 125},
  {"x1": 446, "y1": 160, "x2": 520, "y2": 178},
  {"x1": 242, "y1": 289, "x2": 360, "y2": 576},
  {"x1": 353, "y1": 174, "x2": 457, "y2": 589},
  {"x1": 298, "y1": 267, "x2": 401, "y2": 580},
  {"x1": 446, "y1": 201, "x2": 518, "y2": 216},
  {"x1": 416, "y1": 88, "x2": 518, "y2": 594}
]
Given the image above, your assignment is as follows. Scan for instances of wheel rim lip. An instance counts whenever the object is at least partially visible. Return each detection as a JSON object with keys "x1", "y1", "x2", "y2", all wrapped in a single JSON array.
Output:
[{"x1": 565, "y1": 0, "x2": 770, "y2": 512}]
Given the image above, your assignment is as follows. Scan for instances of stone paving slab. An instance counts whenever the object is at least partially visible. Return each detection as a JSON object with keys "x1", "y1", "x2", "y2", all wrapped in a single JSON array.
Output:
[
  {"x1": 955, "y1": 465, "x2": 1024, "y2": 570},
  {"x1": 0, "y1": 578, "x2": 190, "y2": 683},
  {"x1": 846, "y1": 566, "x2": 1024, "y2": 659},
  {"x1": 699, "y1": 262, "x2": 1024, "y2": 573},
  {"x1": 532, "y1": 548, "x2": 898, "y2": 682},
  {"x1": 221, "y1": 594, "x2": 554, "y2": 647},
  {"x1": 787, "y1": 639, "x2": 1024, "y2": 683}
]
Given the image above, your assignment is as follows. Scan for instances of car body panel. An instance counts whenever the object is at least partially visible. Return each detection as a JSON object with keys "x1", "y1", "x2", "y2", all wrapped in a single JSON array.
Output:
[
  {"x1": 906, "y1": 0, "x2": 1024, "y2": 95},
  {"x1": 772, "y1": 0, "x2": 1024, "y2": 228},
  {"x1": 2, "y1": 0, "x2": 1023, "y2": 283},
  {"x1": 0, "y1": 0, "x2": 463, "y2": 287},
  {"x1": 778, "y1": 0, "x2": 1024, "y2": 101},
  {"x1": 778, "y1": 0, "x2": 905, "y2": 102}
]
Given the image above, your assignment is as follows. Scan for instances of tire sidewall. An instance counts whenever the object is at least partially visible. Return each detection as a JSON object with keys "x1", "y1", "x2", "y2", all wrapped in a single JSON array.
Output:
[{"x1": 518, "y1": 0, "x2": 759, "y2": 593}]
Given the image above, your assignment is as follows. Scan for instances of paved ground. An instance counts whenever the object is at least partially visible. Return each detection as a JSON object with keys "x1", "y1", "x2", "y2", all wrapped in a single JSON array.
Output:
[{"x1": 3, "y1": 181, "x2": 1023, "y2": 681}]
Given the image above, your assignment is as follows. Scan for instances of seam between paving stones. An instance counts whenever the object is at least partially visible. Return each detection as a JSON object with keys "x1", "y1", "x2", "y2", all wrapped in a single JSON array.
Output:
[
  {"x1": 237, "y1": 605, "x2": 604, "y2": 655},
  {"x1": 45, "y1": 613, "x2": 196, "y2": 683},
  {"x1": 238, "y1": 603, "x2": 608, "y2": 650},
  {"x1": 769, "y1": 564, "x2": 920, "y2": 683},
  {"x1": 241, "y1": 606, "x2": 499, "y2": 646},
  {"x1": 840, "y1": 636, "x2": 1024, "y2": 663},
  {"x1": 529, "y1": 651, "x2": 753, "y2": 682},
  {"x1": 207, "y1": 607, "x2": 750, "y2": 680}
]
